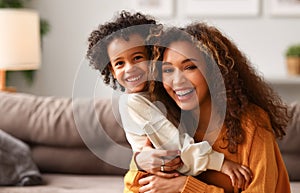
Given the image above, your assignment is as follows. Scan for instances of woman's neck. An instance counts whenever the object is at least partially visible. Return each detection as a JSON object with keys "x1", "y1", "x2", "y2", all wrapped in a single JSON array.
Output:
[{"x1": 192, "y1": 97, "x2": 212, "y2": 141}]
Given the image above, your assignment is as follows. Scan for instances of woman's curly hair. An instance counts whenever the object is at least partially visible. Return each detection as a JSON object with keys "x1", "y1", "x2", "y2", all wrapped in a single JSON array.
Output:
[
  {"x1": 150, "y1": 23, "x2": 290, "y2": 153},
  {"x1": 86, "y1": 10, "x2": 157, "y2": 91}
]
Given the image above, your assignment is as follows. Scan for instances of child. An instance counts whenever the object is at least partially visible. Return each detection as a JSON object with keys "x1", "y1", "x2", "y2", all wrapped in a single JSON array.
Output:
[{"x1": 86, "y1": 11, "x2": 251, "y2": 192}]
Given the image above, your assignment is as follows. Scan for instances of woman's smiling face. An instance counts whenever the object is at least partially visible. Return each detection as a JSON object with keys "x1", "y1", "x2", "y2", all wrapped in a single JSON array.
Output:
[{"x1": 162, "y1": 41, "x2": 211, "y2": 111}]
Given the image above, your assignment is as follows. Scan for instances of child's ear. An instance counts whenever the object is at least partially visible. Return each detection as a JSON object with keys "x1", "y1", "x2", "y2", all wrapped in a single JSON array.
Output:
[{"x1": 108, "y1": 65, "x2": 116, "y2": 78}]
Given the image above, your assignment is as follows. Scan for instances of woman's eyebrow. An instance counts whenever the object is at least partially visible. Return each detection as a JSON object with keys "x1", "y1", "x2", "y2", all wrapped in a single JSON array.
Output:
[
  {"x1": 162, "y1": 58, "x2": 198, "y2": 66},
  {"x1": 182, "y1": 58, "x2": 197, "y2": 64},
  {"x1": 162, "y1": 61, "x2": 172, "y2": 66}
]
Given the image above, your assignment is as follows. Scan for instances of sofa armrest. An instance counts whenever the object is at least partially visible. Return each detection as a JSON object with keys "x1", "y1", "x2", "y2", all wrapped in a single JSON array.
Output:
[{"x1": 277, "y1": 102, "x2": 300, "y2": 181}]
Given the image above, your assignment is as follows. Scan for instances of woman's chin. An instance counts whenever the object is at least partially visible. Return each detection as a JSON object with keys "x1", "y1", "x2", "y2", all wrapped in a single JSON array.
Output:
[{"x1": 177, "y1": 102, "x2": 198, "y2": 111}]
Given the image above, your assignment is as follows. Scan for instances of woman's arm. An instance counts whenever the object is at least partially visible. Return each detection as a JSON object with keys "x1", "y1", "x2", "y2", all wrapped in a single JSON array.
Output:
[
  {"x1": 138, "y1": 121, "x2": 291, "y2": 193},
  {"x1": 138, "y1": 175, "x2": 227, "y2": 193},
  {"x1": 238, "y1": 124, "x2": 291, "y2": 193}
]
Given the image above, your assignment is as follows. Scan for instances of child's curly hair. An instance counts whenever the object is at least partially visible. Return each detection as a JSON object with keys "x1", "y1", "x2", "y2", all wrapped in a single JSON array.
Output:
[
  {"x1": 150, "y1": 24, "x2": 290, "y2": 153},
  {"x1": 86, "y1": 10, "x2": 157, "y2": 91}
]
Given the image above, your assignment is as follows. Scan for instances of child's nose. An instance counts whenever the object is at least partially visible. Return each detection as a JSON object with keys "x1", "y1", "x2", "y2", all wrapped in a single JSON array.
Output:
[{"x1": 125, "y1": 62, "x2": 137, "y2": 72}]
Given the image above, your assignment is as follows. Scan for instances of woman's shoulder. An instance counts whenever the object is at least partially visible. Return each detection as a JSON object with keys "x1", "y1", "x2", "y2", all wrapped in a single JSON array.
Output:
[{"x1": 241, "y1": 103, "x2": 274, "y2": 138}]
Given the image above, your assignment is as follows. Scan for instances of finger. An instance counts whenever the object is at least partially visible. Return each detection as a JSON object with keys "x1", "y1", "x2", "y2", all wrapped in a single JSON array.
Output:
[
  {"x1": 234, "y1": 170, "x2": 244, "y2": 189},
  {"x1": 138, "y1": 184, "x2": 149, "y2": 193},
  {"x1": 151, "y1": 149, "x2": 172, "y2": 158},
  {"x1": 164, "y1": 156, "x2": 181, "y2": 167},
  {"x1": 138, "y1": 175, "x2": 152, "y2": 186},
  {"x1": 166, "y1": 150, "x2": 181, "y2": 157},
  {"x1": 154, "y1": 171, "x2": 179, "y2": 178},
  {"x1": 229, "y1": 173, "x2": 236, "y2": 188},
  {"x1": 138, "y1": 176, "x2": 154, "y2": 193},
  {"x1": 240, "y1": 166, "x2": 252, "y2": 189},
  {"x1": 241, "y1": 165, "x2": 253, "y2": 178},
  {"x1": 239, "y1": 166, "x2": 252, "y2": 184},
  {"x1": 162, "y1": 163, "x2": 182, "y2": 172}
]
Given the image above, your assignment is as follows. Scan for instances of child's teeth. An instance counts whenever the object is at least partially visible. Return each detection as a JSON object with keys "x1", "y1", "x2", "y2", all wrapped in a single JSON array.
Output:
[{"x1": 127, "y1": 75, "x2": 141, "y2": 82}]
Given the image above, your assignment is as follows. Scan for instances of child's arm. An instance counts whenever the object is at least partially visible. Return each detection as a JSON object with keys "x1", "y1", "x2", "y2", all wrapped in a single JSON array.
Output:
[
  {"x1": 220, "y1": 159, "x2": 252, "y2": 190},
  {"x1": 119, "y1": 94, "x2": 223, "y2": 173}
]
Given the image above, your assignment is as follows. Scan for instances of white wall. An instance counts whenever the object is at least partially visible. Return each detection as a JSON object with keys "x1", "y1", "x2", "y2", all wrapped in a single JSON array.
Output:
[{"x1": 9, "y1": 0, "x2": 300, "y2": 102}]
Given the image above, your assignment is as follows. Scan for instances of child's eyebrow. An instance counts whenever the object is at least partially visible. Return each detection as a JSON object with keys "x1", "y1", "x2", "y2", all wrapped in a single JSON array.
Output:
[
  {"x1": 111, "y1": 56, "x2": 123, "y2": 62},
  {"x1": 131, "y1": 51, "x2": 147, "y2": 55}
]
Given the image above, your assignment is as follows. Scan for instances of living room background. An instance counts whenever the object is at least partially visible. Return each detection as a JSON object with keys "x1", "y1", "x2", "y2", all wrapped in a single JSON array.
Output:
[{"x1": 9, "y1": 0, "x2": 300, "y2": 102}]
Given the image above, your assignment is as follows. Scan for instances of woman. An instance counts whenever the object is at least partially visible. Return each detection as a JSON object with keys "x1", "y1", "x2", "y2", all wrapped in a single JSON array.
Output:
[{"x1": 134, "y1": 23, "x2": 291, "y2": 193}]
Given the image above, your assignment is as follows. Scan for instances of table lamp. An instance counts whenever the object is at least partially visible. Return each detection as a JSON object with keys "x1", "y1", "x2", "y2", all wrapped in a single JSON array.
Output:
[{"x1": 0, "y1": 9, "x2": 40, "y2": 92}]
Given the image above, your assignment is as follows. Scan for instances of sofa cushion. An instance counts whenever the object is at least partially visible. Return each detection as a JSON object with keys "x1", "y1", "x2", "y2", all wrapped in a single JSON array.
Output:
[{"x1": 31, "y1": 146, "x2": 127, "y2": 175}]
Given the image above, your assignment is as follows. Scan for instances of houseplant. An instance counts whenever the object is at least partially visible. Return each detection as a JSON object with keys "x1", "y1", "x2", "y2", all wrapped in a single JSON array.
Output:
[{"x1": 285, "y1": 44, "x2": 300, "y2": 76}]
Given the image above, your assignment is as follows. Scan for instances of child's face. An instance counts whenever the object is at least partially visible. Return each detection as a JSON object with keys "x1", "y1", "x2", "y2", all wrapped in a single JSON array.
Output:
[
  {"x1": 162, "y1": 40, "x2": 210, "y2": 111},
  {"x1": 107, "y1": 34, "x2": 149, "y2": 93}
]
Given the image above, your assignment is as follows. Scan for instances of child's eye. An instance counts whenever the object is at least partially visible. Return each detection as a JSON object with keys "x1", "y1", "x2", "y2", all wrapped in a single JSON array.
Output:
[
  {"x1": 133, "y1": 55, "x2": 144, "y2": 61},
  {"x1": 114, "y1": 61, "x2": 124, "y2": 67}
]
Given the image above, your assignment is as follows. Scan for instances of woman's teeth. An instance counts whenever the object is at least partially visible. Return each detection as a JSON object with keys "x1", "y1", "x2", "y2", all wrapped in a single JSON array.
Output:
[{"x1": 176, "y1": 89, "x2": 194, "y2": 96}]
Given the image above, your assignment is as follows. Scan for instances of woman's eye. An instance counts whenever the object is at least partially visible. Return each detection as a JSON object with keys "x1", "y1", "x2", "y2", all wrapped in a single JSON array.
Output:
[
  {"x1": 162, "y1": 68, "x2": 174, "y2": 73},
  {"x1": 185, "y1": 65, "x2": 197, "y2": 70}
]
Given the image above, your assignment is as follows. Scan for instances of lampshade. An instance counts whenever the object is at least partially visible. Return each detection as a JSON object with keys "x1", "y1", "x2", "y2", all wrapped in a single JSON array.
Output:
[{"x1": 0, "y1": 9, "x2": 40, "y2": 71}]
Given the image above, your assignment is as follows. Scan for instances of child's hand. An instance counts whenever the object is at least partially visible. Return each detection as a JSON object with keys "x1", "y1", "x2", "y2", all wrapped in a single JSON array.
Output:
[{"x1": 221, "y1": 159, "x2": 253, "y2": 190}]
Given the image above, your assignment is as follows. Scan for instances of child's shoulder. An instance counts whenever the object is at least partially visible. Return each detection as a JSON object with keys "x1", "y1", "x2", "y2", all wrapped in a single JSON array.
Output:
[{"x1": 119, "y1": 92, "x2": 151, "y2": 107}]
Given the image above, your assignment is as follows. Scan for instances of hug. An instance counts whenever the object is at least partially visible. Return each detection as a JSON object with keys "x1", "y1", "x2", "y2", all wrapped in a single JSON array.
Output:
[{"x1": 86, "y1": 11, "x2": 291, "y2": 193}]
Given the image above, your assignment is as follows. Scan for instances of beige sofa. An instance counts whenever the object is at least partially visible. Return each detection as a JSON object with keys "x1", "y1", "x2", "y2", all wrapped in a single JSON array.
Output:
[
  {"x1": 0, "y1": 91, "x2": 129, "y2": 193},
  {"x1": 0, "y1": 91, "x2": 299, "y2": 193}
]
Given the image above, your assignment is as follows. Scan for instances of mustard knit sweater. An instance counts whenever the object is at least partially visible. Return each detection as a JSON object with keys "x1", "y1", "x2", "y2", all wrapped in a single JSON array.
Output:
[{"x1": 124, "y1": 104, "x2": 291, "y2": 193}]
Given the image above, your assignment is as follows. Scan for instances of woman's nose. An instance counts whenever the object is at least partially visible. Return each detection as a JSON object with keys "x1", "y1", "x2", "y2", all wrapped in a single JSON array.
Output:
[{"x1": 172, "y1": 69, "x2": 187, "y2": 85}]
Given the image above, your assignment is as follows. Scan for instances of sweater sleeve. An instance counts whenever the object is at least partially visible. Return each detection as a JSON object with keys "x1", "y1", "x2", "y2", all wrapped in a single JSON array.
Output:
[
  {"x1": 182, "y1": 176, "x2": 225, "y2": 193},
  {"x1": 180, "y1": 136, "x2": 224, "y2": 175}
]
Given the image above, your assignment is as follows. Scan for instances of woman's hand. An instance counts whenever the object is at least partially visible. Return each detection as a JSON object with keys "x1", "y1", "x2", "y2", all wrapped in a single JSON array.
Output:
[
  {"x1": 135, "y1": 138, "x2": 183, "y2": 178},
  {"x1": 139, "y1": 175, "x2": 187, "y2": 193}
]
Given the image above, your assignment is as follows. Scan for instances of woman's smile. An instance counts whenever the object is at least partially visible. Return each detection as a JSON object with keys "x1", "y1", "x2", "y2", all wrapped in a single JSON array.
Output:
[{"x1": 174, "y1": 87, "x2": 196, "y2": 101}]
